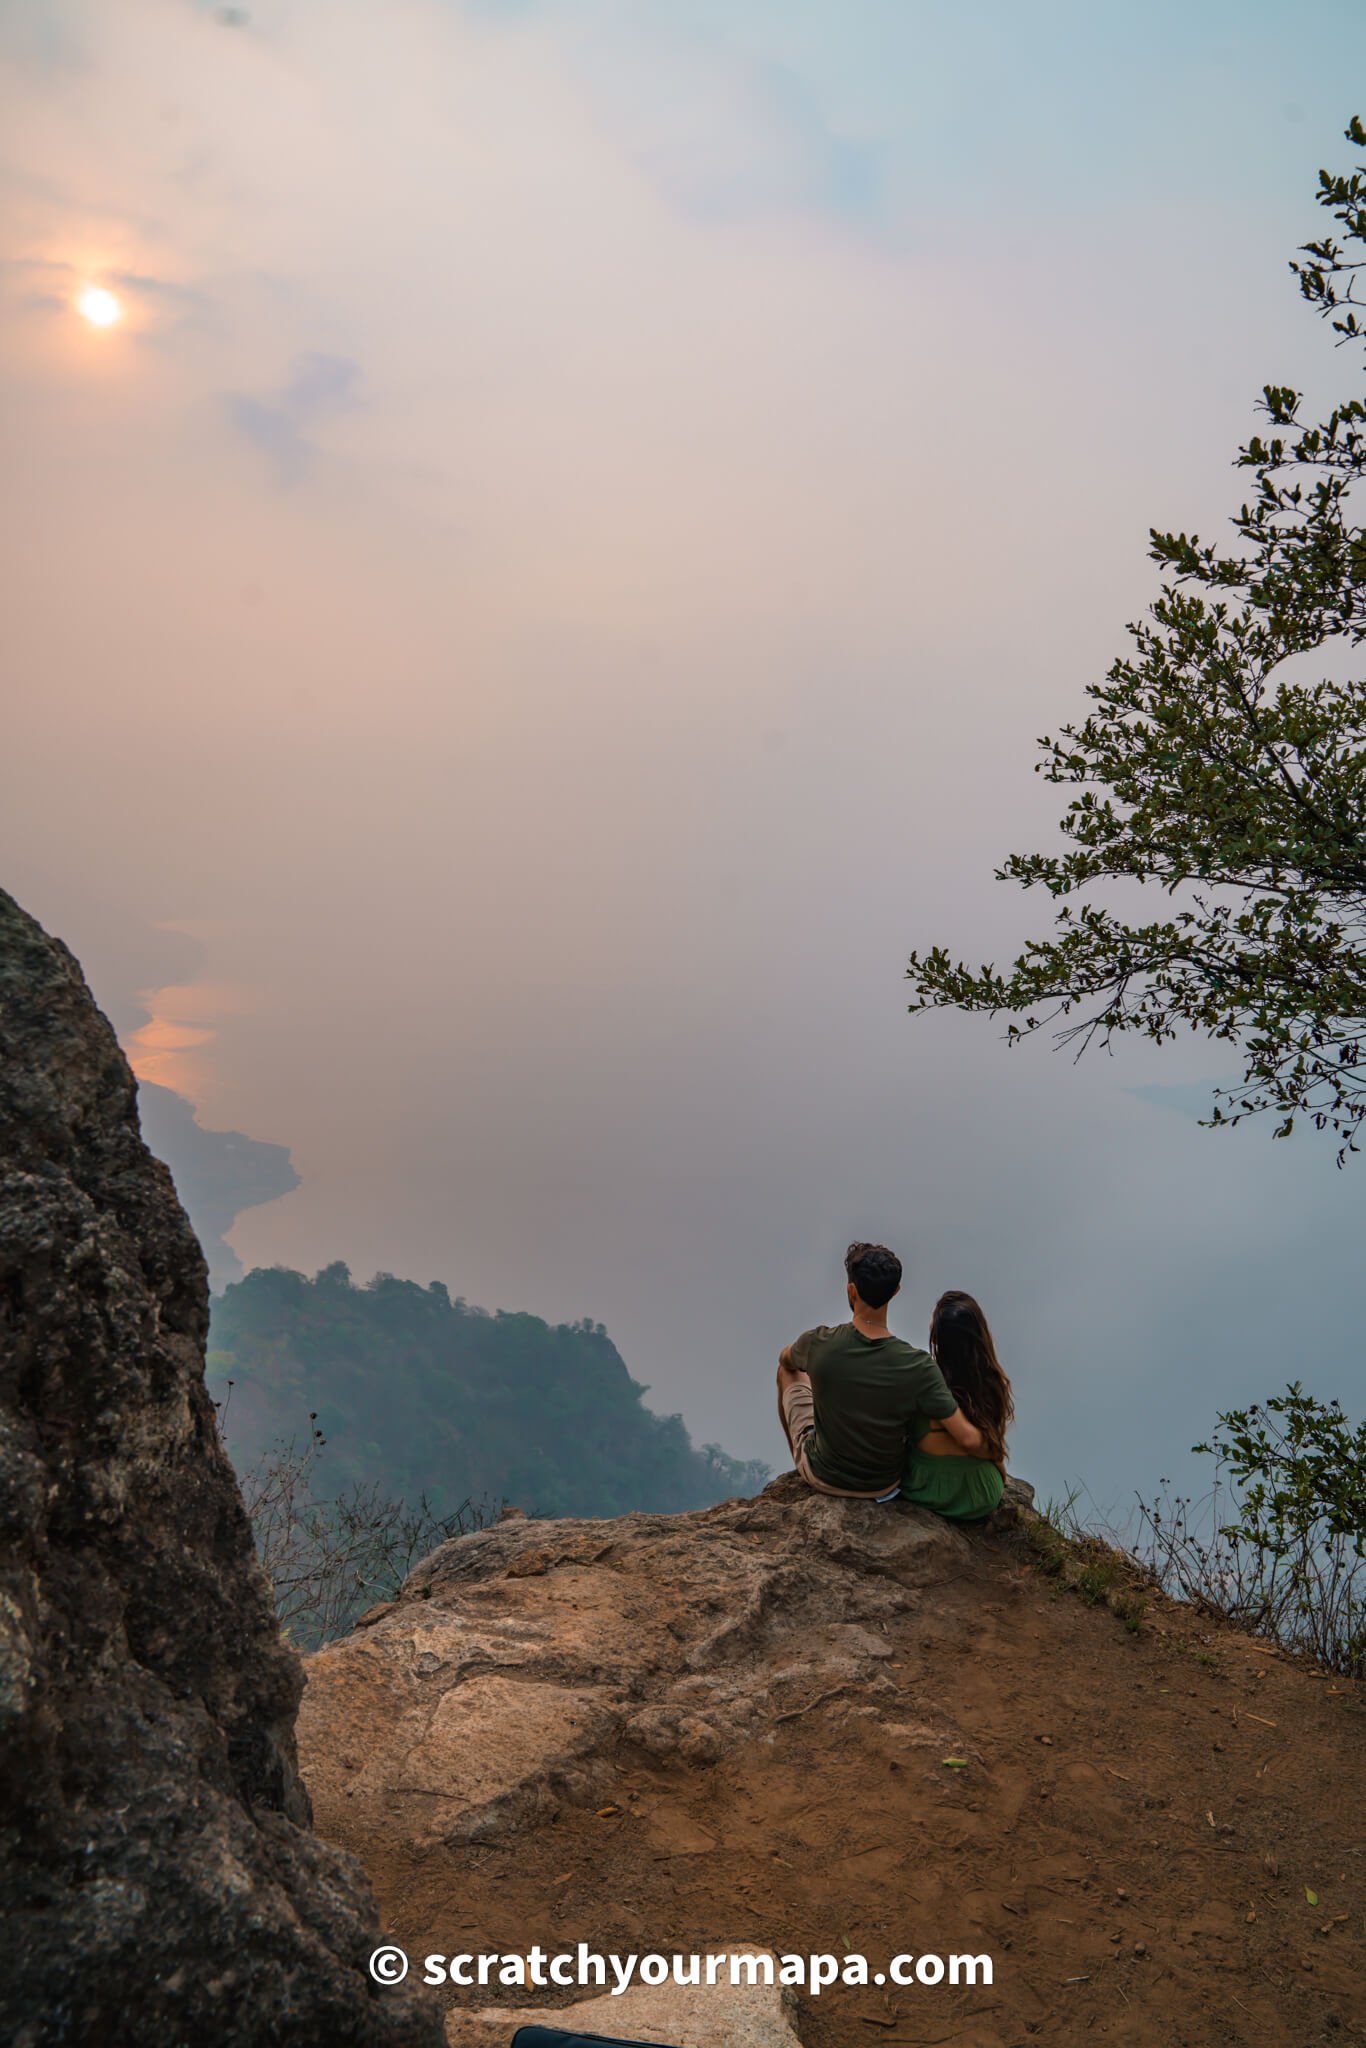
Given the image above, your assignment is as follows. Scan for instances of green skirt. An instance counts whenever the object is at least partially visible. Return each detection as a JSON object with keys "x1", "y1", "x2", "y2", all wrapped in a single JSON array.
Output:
[{"x1": 899, "y1": 1449, "x2": 1003, "y2": 1523}]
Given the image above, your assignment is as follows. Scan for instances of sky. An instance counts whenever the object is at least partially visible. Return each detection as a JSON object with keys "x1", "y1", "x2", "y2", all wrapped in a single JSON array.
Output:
[{"x1": 3, "y1": 0, "x2": 1364, "y2": 1522}]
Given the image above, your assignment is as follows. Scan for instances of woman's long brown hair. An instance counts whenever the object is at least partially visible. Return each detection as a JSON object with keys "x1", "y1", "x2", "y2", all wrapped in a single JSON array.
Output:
[{"x1": 929, "y1": 1291, "x2": 1014, "y2": 1467}]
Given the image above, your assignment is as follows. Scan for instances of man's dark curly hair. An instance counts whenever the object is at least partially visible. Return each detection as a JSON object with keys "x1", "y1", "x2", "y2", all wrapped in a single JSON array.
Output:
[{"x1": 844, "y1": 1241, "x2": 902, "y2": 1311}]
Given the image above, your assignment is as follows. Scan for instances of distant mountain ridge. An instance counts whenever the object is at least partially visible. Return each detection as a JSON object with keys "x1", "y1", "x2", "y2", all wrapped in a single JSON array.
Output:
[{"x1": 208, "y1": 1263, "x2": 769, "y2": 1520}]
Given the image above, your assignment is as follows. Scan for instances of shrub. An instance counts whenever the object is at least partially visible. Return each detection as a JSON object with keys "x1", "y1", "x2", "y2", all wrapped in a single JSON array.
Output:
[
  {"x1": 1136, "y1": 1383, "x2": 1365, "y2": 1677},
  {"x1": 219, "y1": 1391, "x2": 500, "y2": 1648}
]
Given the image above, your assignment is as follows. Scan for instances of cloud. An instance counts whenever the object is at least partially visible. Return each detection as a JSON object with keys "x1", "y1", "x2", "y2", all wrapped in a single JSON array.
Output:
[
  {"x1": 181, "y1": 0, "x2": 252, "y2": 25},
  {"x1": 0, "y1": 2, "x2": 89, "y2": 77},
  {"x1": 226, "y1": 351, "x2": 362, "y2": 483},
  {"x1": 452, "y1": 0, "x2": 886, "y2": 225},
  {"x1": 0, "y1": 255, "x2": 210, "y2": 335},
  {"x1": 565, "y1": 23, "x2": 885, "y2": 226},
  {"x1": 0, "y1": 254, "x2": 72, "y2": 315},
  {"x1": 104, "y1": 266, "x2": 206, "y2": 306}
]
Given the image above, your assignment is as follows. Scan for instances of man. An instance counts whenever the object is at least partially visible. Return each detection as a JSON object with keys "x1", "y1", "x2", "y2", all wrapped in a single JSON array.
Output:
[{"x1": 777, "y1": 1241, "x2": 984, "y2": 1498}]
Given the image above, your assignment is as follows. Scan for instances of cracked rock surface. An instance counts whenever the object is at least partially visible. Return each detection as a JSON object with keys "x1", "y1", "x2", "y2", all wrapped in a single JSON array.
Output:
[{"x1": 300, "y1": 1478, "x2": 971, "y2": 1857}]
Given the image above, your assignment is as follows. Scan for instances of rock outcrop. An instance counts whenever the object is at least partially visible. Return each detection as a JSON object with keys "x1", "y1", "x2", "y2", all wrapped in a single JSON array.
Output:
[
  {"x1": 0, "y1": 891, "x2": 440, "y2": 2047},
  {"x1": 300, "y1": 1475, "x2": 1364, "y2": 2048},
  {"x1": 300, "y1": 1478, "x2": 974, "y2": 1859}
]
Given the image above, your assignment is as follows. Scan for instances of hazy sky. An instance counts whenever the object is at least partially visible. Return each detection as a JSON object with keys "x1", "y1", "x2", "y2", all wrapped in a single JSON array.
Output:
[{"x1": 4, "y1": 0, "x2": 1364, "y2": 1519}]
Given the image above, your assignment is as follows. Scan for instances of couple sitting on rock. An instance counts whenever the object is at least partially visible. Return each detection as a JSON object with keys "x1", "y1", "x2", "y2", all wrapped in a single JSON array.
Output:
[{"x1": 777, "y1": 1240, "x2": 1013, "y2": 1523}]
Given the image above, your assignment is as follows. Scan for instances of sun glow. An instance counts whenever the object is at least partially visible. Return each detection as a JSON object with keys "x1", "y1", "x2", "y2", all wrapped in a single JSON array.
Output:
[{"x1": 77, "y1": 286, "x2": 122, "y2": 328}]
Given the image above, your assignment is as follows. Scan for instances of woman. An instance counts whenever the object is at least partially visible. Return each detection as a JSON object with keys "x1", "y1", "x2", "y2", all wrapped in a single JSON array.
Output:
[{"x1": 899, "y1": 1290, "x2": 1014, "y2": 1523}]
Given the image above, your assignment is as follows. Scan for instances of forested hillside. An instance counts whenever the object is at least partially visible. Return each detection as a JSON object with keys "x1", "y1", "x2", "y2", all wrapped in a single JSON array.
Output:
[{"x1": 208, "y1": 1264, "x2": 768, "y2": 1519}]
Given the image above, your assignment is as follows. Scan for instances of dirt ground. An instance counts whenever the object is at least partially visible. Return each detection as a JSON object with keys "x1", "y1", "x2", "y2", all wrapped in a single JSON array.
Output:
[{"x1": 343, "y1": 1522, "x2": 1365, "y2": 2048}]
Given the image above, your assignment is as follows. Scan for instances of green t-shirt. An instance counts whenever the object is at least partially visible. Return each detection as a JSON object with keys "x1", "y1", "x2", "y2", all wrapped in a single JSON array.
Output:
[{"x1": 789, "y1": 1322, "x2": 958, "y2": 1492}]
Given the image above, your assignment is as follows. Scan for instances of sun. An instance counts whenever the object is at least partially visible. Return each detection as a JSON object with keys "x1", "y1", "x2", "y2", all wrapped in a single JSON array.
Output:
[{"x1": 77, "y1": 286, "x2": 122, "y2": 328}]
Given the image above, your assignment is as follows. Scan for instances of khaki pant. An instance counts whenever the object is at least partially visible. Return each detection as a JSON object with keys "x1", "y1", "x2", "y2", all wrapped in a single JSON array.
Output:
[{"x1": 780, "y1": 1374, "x2": 901, "y2": 1500}]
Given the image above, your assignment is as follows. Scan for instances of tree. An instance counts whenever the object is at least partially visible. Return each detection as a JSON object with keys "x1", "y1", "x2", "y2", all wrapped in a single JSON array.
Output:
[
  {"x1": 907, "y1": 119, "x2": 1366, "y2": 1160},
  {"x1": 209, "y1": 1264, "x2": 770, "y2": 1523}
]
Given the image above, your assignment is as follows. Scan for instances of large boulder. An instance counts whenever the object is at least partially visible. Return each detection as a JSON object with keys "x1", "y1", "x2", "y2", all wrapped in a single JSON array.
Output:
[
  {"x1": 0, "y1": 890, "x2": 440, "y2": 2047},
  {"x1": 300, "y1": 1473, "x2": 970, "y2": 1862}
]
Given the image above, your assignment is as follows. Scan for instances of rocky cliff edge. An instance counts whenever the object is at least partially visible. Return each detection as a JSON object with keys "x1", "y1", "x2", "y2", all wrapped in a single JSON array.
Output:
[{"x1": 0, "y1": 890, "x2": 440, "y2": 2048}]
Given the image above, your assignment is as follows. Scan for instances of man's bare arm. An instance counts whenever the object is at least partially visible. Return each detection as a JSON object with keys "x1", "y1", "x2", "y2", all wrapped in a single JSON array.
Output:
[{"x1": 936, "y1": 1407, "x2": 985, "y2": 1455}]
